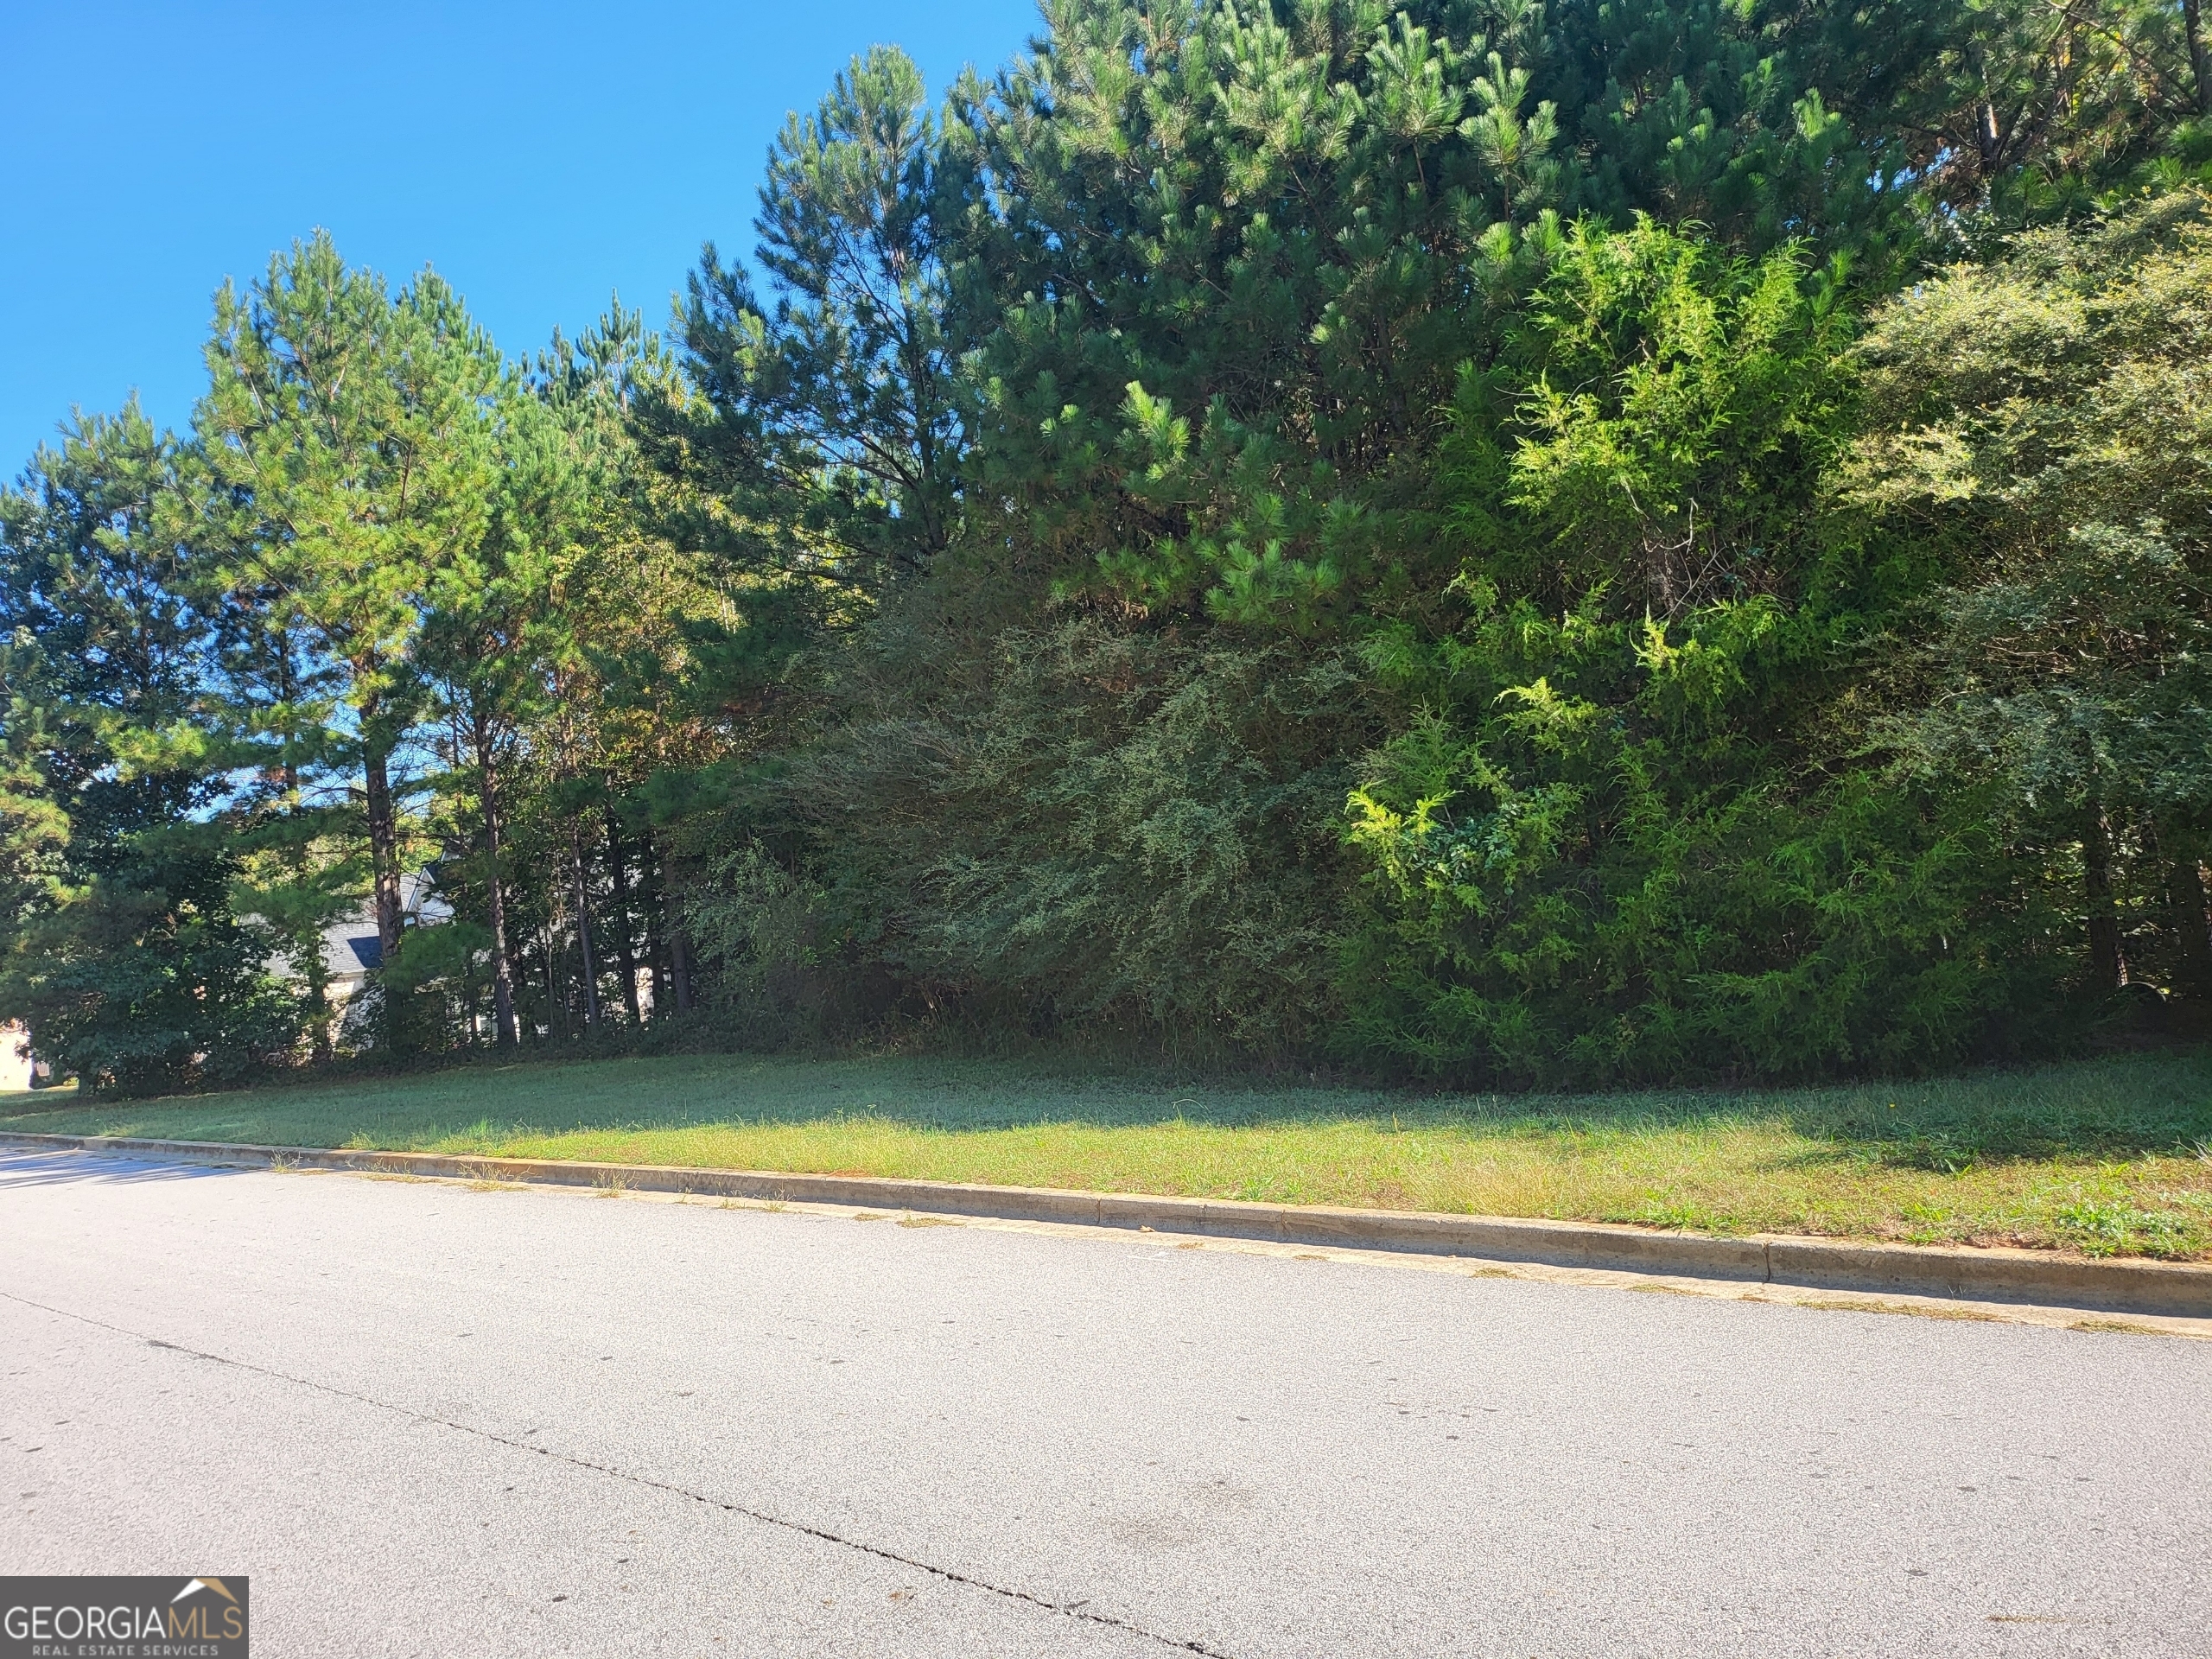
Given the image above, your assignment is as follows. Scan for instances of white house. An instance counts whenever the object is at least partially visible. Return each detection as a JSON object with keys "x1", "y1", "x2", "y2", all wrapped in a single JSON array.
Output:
[
  {"x1": 1, "y1": 877, "x2": 458, "y2": 1084},
  {"x1": 0, "y1": 1023, "x2": 33, "y2": 1090},
  {"x1": 289, "y1": 871, "x2": 454, "y2": 1009}
]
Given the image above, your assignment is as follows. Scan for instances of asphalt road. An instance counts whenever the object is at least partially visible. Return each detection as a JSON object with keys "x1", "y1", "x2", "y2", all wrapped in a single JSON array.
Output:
[{"x1": 3, "y1": 1147, "x2": 2208, "y2": 1657}]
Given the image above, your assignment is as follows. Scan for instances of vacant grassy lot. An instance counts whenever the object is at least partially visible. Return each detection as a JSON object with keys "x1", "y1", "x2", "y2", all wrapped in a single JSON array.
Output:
[{"x1": 7, "y1": 1049, "x2": 2212, "y2": 1259}]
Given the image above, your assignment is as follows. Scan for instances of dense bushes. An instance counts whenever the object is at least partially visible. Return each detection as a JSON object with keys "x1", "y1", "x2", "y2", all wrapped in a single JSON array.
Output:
[{"x1": 690, "y1": 620, "x2": 1371, "y2": 1053}]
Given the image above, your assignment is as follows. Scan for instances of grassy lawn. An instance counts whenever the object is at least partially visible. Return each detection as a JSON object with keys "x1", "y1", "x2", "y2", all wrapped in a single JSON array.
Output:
[{"x1": 6, "y1": 1048, "x2": 2212, "y2": 1260}]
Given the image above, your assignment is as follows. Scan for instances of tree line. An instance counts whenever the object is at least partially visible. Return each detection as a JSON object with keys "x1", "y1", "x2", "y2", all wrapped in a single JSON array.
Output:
[{"x1": 5, "y1": 0, "x2": 2211, "y2": 1093}]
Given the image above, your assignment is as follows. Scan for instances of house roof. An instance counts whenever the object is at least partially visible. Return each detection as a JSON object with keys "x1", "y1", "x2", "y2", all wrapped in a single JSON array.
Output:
[{"x1": 289, "y1": 870, "x2": 454, "y2": 987}]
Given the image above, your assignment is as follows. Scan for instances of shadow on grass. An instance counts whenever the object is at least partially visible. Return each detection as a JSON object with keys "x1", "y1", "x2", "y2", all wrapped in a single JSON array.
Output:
[{"x1": 3, "y1": 1046, "x2": 2211, "y2": 1165}]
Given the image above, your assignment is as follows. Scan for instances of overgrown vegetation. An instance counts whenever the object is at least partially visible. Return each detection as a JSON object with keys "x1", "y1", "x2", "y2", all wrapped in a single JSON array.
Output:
[{"x1": 6, "y1": 0, "x2": 2212, "y2": 1093}]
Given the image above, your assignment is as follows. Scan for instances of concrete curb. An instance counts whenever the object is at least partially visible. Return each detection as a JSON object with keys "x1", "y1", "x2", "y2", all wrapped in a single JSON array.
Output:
[{"x1": 7, "y1": 1128, "x2": 2211, "y2": 1319}]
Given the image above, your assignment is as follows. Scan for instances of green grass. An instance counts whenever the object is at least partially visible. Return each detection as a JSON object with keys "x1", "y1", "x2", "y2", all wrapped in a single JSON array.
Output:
[{"x1": 7, "y1": 1048, "x2": 2212, "y2": 1259}]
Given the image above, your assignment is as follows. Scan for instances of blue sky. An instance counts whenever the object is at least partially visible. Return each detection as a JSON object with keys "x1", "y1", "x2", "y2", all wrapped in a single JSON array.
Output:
[{"x1": 0, "y1": 0, "x2": 1038, "y2": 471}]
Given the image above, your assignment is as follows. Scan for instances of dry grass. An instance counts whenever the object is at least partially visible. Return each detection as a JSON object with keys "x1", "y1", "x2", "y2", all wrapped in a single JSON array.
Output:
[
  {"x1": 6, "y1": 1046, "x2": 2212, "y2": 1259},
  {"x1": 1783, "y1": 1296, "x2": 2005, "y2": 1323}
]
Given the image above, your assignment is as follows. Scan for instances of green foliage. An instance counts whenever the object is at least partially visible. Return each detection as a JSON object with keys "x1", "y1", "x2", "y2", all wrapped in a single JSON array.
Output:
[
  {"x1": 195, "y1": 232, "x2": 509, "y2": 963},
  {"x1": 1495, "y1": 214, "x2": 1856, "y2": 615},
  {"x1": 1858, "y1": 0, "x2": 2212, "y2": 228},
  {"x1": 952, "y1": 0, "x2": 1568, "y2": 625},
  {"x1": 1851, "y1": 190, "x2": 2212, "y2": 995},
  {"x1": 1331, "y1": 219, "x2": 2062, "y2": 1084},
  {"x1": 8, "y1": 1, "x2": 2212, "y2": 1091},
  {"x1": 800, "y1": 621, "x2": 1370, "y2": 1051},
  {"x1": 650, "y1": 43, "x2": 962, "y2": 596},
  {"x1": 0, "y1": 406, "x2": 300, "y2": 1092},
  {"x1": 676, "y1": 620, "x2": 1370, "y2": 1054},
  {"x1": 645, "y1": 1, "x2": 2212, "y2": 1079}
]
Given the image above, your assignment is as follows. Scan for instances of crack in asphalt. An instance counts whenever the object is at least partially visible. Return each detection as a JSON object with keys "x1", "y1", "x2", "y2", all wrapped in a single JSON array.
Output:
[{"x1": 4, "y1": 1291, "x2": 1239, "y2": 1659}]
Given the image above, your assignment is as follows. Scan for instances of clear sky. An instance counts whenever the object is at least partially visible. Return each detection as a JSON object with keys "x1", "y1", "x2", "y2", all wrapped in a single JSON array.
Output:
[{"x1": 0, "y1": 0, "x2": 1039, "y2": 472}]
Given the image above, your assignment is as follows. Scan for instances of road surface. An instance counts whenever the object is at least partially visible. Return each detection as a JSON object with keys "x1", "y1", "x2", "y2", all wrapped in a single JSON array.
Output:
[{"x1": 3, "y1": 1146, "x2": 2208, "y2": 1656}]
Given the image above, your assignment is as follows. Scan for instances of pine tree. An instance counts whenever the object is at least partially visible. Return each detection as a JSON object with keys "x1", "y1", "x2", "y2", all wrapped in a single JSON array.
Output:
[
  {"x1": 0, "y1": 404, "x2": 298, "y2": 1090},
  {"x1": 195, "y1": 232, "x2": 505, "y2": 965},
  {"x1": 657, "y1": 45, "x2": 963, "y2": 591},
  {"x1": 412, "y1": 378, "x2": 556, "y2": 1046}
]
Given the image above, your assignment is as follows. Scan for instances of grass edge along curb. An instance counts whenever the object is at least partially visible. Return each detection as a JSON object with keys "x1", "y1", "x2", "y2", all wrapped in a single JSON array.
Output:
[{"x1": 9, "y1": 1128, "x2": 2212, "y2": 1319}]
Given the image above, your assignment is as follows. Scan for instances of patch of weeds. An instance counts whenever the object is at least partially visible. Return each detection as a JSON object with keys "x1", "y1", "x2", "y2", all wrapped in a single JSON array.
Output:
[
  {"x1": 852, "y1": 1211, "x2": 888, "y2": 1222},
  {"x1": 2069, "y1": 1318, "x2": 2171, "y2": 1336},
  {"x1": 2050, "y1": 1199, "x2": 2202, "y2": 1258},
  {"x1": 592, "y1": 1171, "x2": 629, "y2": 1198},
  {"x1": 467, "y1": 1179, "x2": 524, "y2": 1193},
  {"x1": 897, "y1": 1214, "x2": 962, "y2": 1229},
  {"x1": 1896, "y1": 1200, "x2": 1960, "y2": 1244},
  {"x1": 1624, "y1": 1201, "x2": 1727, "y2": 1233}
]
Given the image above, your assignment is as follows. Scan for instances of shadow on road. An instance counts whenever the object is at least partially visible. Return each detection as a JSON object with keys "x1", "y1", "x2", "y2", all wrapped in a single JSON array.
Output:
[{"x1": 0, "y1": 1147, "x2": 251, "y2": 1190}]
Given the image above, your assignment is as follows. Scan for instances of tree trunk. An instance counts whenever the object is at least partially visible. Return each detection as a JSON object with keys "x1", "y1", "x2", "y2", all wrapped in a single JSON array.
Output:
[
  {"x1": 2186, "y1": 0, "x2": 2210, "y2": 117},
  {"x1": 669, "y1": 905, "x2": 696, "y2": 1014},
  {"x1": 508, "y1": 940, "x2": 533, "y2": 1041},
  {"x1": 474, "y1": 721, "x2": 518, "y2": 1046},
  {"x1": 606, "y1": 810, "x2": 643, "y2": 1027},
  {"x1": 651, "y1": 832, "x2": 696, "y2": 1013},
  {"x1": 303, "y1": 943, "x2": 334, "y2": 1065},
  {"x1": 569, "y1": 826, "x2": 601, "y2": 1027},
  {"x1": 544, "y1": 929, "x2": 568, "y2": 1040},
  {"x1": 2084, "y1": 808, "x2": 2125, "y2": 990},
  {"x1": 362, "y1": 730, "x2": 404, "y2": 961},
  {"x1": 641, "y1": 833, "x2": 672, "y2": 1017},
  {"x1": 2171, "y1": 853, "x2": 2212, "y2": 998}
]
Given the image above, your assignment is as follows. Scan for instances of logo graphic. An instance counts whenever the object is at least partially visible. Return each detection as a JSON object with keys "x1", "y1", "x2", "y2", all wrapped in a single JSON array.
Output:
[{"x1": 1, "y1": 1575, "x2": 249, "y2": 1657}]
